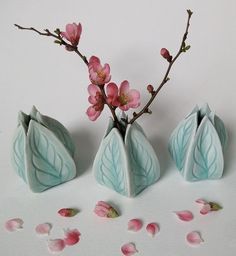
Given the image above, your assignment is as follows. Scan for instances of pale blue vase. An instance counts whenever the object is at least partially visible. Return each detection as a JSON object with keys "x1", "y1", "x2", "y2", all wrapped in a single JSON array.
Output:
[
  {"x1": 11, "y1": 106, "x2": 76, "y2": 192},
  {"x1": 168, "y1": 104, "x2": 227, "y2": 181},
  {"x1": 93, "y1": 118, "x2": 160, "y2": 197}
]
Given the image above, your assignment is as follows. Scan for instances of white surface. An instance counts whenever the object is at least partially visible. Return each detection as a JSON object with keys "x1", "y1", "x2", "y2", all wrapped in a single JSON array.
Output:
[{"x1": 1, "y1": 0, "x2": 236, "y2": 255}]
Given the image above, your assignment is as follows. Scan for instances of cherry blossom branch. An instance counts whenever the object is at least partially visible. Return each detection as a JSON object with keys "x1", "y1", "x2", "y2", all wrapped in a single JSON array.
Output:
[
  {"x1": 14, "y1": 24, "x2": 122, "y2": 128},
  {"x1": 128, "y1": 9, "x2": 193, "y2": 124},
  {"x1": 14, "y1": 24, "x2": 89, "y2": 66}
]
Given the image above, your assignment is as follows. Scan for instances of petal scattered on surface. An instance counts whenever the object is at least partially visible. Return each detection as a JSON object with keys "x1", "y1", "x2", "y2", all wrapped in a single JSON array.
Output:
[
  {"x1": 174, "y1": 211, "x2": 194, "y2": 221},
  {"x1": 64, "y1": 229, "x2": 81, "y2": 246},
  {"x1": 200, "y1": 204, "x2": 211, "y2": 215},
  {"x1": 186, "y1": 231, "x2": 204, "y2": 245},
  {"x1": 48, "y1": 239, "x2": 65, "y2": 253},
  {"x1": 195, "y1": 198, "x2": 208, "y2": 204},
  {"x1": 35, "y1": 223, "x2": 52, "y2": 235},
  {"x1": 5, "y1": 218, "x2": 24, "y2": 232},
  {"x1": 121, "y1": 243, "x2": 138, "y2": 256},
  {"x1": 146, "y1": 223, "x2": 160, "y2": 237},
  {"x1": 128, "y1": 219, "x2": 143, "y2": 232}
]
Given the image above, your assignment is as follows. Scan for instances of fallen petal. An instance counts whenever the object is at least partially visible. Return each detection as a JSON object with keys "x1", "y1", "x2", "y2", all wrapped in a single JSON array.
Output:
[
  {"x1": 174, "y1": 211, "x2": 194, "y2": 221},
  {"x1": 195, "y1": 198, "x2": 208, "y2": 205},
  {"x1": 64, "y1": 228, "x2": 81, "y2": 246},
  {"x1": 200, "y1": 204, "x2": 211, "y2": 215},
  {"x1": 48, "y1": 239, "x2": 65, "y2": 253},
  {"x1": 58, "y1": 208, "x2": 78, "y2": 217},
  {"x1": 121, "y1": 243, "x2": 138, "y2": 256},
  {"x1": 128, "y1": 219, "x2": 143, "y2": 232},
  {"x1": 186, "y1": 231, "x2": 204, "y2": 245},
  {"x1": 5, "y1": 218, "x2": 24, "y2": 232},
  {"x1": 35, "y1": 223, "x2": 52, "y2": 235},
  {"x1": 146, "y1": 223, "x2": 159, "y2": 237}
]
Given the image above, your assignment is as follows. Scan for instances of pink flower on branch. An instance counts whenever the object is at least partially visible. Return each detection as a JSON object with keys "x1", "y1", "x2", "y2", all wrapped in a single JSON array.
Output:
[
  {"x1": 106, "y1": 80, "x2": 140, "y2": 111},
  {"x1": 86, "y1": 84, "x2": 104, "y2": 121},
  {"x1": 61, "y1": 23, "x2": 82, "y2": 47},
  {"x1": 89, "y1": 56, "x2": 111, "y2": 86}
]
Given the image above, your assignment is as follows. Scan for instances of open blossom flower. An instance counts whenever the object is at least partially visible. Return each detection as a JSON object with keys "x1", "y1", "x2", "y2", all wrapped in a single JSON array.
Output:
[
  {"x1": 64, "y1": 229, "x2": 81, "y2": 246},
  {"x1": 94, "y1": 201, "x2": 119, "y2": 218},
  {"x1": 86, "y1": 84, "x2": 104, "y2": 121},
  {"x1": 61, "y1": 23, "x2": 82, "y2": 46},
  {"x1": 88, "y1": 56, "x2": 111, "y2": 85},
  {"x1": 106, "y1": 80, "x2": 140, "y2": 111}
]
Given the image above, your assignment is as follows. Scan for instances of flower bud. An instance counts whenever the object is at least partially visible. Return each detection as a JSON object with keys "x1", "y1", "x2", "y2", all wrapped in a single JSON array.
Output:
[
  {"x1": 160, "y1": 48, "x2": 172, "y2": 62},
  {"x1": 147, "y1": 84, "x2": 154, "y2": 94}
]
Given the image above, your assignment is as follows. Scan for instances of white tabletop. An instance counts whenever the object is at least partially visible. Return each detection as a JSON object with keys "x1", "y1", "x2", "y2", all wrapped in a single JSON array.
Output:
[{"x1": 1, "y1": 0, "x2": 236, "y2": 255}]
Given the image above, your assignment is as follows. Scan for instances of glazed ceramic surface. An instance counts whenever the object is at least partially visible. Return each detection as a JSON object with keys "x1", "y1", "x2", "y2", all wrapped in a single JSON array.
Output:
[
  {"x1": 168, "y1": 104, "x2": 227, "y2": 181},
  {"x1": 11, "y1": 106, "x2": 76, "y2": 192},
  {"x1": 93, "y1": 118, "x2": 160, "y2": 197}
]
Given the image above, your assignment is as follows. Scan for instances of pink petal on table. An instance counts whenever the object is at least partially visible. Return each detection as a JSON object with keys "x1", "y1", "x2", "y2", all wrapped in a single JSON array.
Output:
[
  {"x1": 146, "y1": 223, "x2": 160, "y2": 237},
  {"x1": 174, "y1": 211, "x2": 194, "y2": 221},
  {"x1": 121, "y1": 243, "x2": 138, "y2": 256},
  {"x1": 186, "y1": 231, "x2": 204, "y2": 245},
  {"x1": 200, "y1": 204, "x2": 211, "y2": 215},
  {"x1": 5, "y1": 218, "x2": 24, "y2": 232},
  {"x1": 35, "y1": 223, "x2": 52, "y2": 235},
  {"x1": 195, "y1": 198, "x2": 208, "y2": 204},
  {"x1": 48, "y1": 239, "x2": 65, "y2": 253},
  {"x1": 128, "y1": 219, "x2": 143, "y2": 232},
  {"x1": 64, "y1": 228, "x2": 81, "y2": 246}
]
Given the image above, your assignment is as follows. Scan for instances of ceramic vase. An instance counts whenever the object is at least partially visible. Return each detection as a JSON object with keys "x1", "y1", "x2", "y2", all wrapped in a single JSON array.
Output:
[
  {"x1": 11, "y1": 106, "x2": 76, "y2": 192},
  {"x1": 93, "y1": 118, "x2": 160, "y2": 197},
  {"x1": 168, "y1": 104, "x2": 227, "y2": 181}
]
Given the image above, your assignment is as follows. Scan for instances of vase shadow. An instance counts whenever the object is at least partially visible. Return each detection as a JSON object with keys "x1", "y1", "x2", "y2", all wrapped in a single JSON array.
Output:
[
  {"x1": 222, "y1": 126, "x2": 234, "y2": 178},
  {"x1": 70, "y1": 128, "x2": 97, "y2": 177},
  {"x1": 149, "y1": 135, "x2": 173, "y2": 179}
]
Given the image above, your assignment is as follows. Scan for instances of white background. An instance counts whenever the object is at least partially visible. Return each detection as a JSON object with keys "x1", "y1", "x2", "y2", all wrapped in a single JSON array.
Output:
[{"x1": 1, "y1": 0, "x2": 236, "y2": 255}]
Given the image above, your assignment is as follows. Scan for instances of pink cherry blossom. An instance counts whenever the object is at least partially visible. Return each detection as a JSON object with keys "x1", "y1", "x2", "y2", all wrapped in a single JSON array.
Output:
[
  {"x1": 121, "y1": 243, "x2": 138, "y2": 256},
  {"x1": 174, "y1": 210, "x2": 194, "y2": 221},
  {"x1": 5, "y1": 218, "x2": 24, "y2": 232},
  {"x1": 94, "y1": 201, "x2": 119, "y2": 218},
  {"x1": 127, "y1": 219, "x2": 143, "y2": 232},
  {"x1": 35, "y1": 223, "x2": 52, "y2": 235},
  {"x1": 146, "y1": 223, "x2": 160, "y2": 237},
  {"x1": 116, "y1": 80, "x2": 140, "y2": 111},
  {"x1": 64, "y1": 229, "x2": 81, "y2": 246},
  {"x1": 48, "y1": 239, "x2": 65, "y2": 253},
  {"x1": 186, "y1": 231, "x2": 204, "y2": 245},
  {"x1": 88, "y1": 56, "x2": 111, "y2": 85},
  {"x1": 86, "y1": 84, "x2": 104, "y2": 121},
  {"x1": 61, "y1": 23, "x2": 82, "y2": 46}
]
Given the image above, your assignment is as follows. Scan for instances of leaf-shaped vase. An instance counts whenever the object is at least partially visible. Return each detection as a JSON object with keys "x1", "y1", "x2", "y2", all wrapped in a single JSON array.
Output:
[
  {"x1": 93, "y1": 118, "x2": 160, "y2": 197},
  {"x1": 11, "y1": 106, "x2": 76, "y2": 192},
  {"x1": 168, "y1": 104, "x2": 227, "y2": 181}
]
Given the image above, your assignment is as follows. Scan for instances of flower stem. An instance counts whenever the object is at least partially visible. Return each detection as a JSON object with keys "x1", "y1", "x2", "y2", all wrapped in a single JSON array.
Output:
[{"x1": 128, "y1": 9, "x2": 193, "y2": 124}]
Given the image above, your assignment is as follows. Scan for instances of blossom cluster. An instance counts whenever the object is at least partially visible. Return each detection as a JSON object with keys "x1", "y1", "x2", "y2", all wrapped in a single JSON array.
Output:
[{"x1": 61, "y1": 23, "x2": 141, "y2": 121}]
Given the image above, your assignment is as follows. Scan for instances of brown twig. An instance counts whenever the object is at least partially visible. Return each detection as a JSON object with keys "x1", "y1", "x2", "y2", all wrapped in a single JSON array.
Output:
[
  {"x1": 128, "y1": 9, "x2": 193, "y2": 124},
  {"x1": 14, "y1": 24, "x2": 89, "y2": 66}
]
